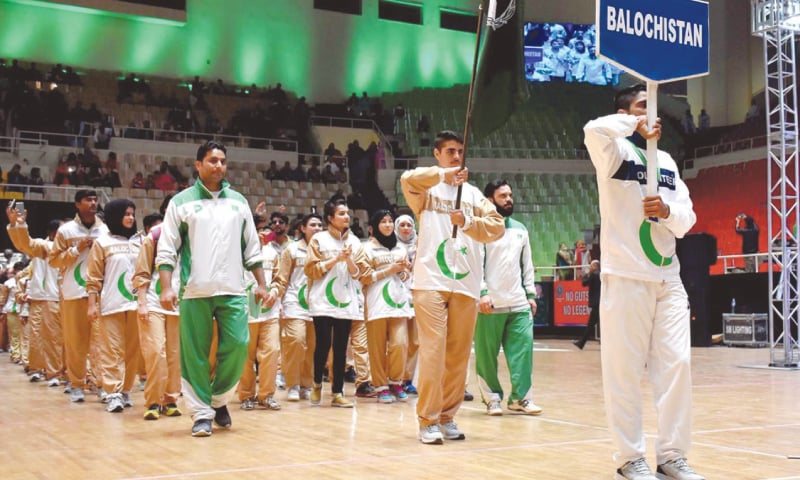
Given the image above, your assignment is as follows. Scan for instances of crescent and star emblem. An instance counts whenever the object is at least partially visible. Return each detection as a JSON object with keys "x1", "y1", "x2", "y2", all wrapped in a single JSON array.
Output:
[
  {"x1": 73, "y1": 262, "x2": 86, "y2": 288},
  {"x1": 436, "y1": 239, "x2": 470, "y2": 280},
  {"x1": 382, "y1": 283, "x2": 406, "y2": 309},
  {"x1": 639, "y1": 221, "x2": 673, "y2": 266},
  {"x1": 325, "y1": 277, "x2": 351, "y2": 308},
  {"x1": 117, "y1": 273, "x2": 136, "y2": 301},
  {"x1": 298, "y1": 284, "x2": 309, "y2": 310}
]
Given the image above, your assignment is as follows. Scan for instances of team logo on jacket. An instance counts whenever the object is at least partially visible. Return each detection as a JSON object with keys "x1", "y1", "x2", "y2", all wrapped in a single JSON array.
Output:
[
  {"x1": 298, "y1": 284, "x2": 309, "y2": 310},
  {"x1": 382, "y1": 282, "x2": 406, "y2": 309},
  {"x1": 325, "y1": 277, "x2": 351, "y2": 308},
  {"x1": 73, "y1": 262, "x2": 87, "y2": 288},
  {"x1": 117, "y1": 273, "x2": 136, "y2": 301},
  {"x1": 436, "y1": 239, "x2": 470, "y2": 280}
]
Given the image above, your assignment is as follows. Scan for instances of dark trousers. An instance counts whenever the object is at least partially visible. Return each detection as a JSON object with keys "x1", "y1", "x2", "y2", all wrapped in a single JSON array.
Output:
[
  {"x1": 578, "y1": 306, "x2": 600, "y2": 345},
  {"x1": 313, "y1": 316, "x2": 352, "y2": 394}
]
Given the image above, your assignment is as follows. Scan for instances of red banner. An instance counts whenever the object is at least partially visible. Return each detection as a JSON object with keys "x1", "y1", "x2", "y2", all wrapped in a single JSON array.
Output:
[{"x1": 553, "y1": 279, "x2": 590, "y2": 326}]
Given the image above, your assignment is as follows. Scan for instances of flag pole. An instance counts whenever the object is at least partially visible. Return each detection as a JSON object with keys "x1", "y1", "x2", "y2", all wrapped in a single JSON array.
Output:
[{"x1": 453, "y1": 0, "x2": 487, "y2": 239}]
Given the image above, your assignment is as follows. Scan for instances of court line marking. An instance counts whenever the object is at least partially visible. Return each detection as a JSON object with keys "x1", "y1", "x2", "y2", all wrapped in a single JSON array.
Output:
[{"x1": 118, "y1": 420, "x2": 797, "y2": 480}]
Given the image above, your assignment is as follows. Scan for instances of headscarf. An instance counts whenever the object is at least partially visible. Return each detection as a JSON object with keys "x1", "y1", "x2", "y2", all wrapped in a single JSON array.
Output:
[
  {"x1": 394, "y1": 214, "x2": 416, "y2": 245},
  {"x1": 369, "y1": 209, "x2": 397, "y2": 250},
  {"x1": 104, "y1": 198, "x2": 137, "y2": 239}
]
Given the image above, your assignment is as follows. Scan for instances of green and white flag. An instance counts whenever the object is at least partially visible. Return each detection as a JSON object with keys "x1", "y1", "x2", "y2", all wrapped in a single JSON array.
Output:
[{"x1": 471, "y1": 0, "x2": 529, "y2": 142}]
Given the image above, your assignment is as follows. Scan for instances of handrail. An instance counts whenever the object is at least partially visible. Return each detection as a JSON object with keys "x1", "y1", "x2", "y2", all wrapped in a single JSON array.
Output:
[
  {"x1": 15, "y1": 129, "x2": 298, "y2": 152},
  {"x1": 310, "y1": 115, "x2": 394, "y2": 156},
  {"x1": 692, "y1": 135, "x2": 768, "y2": 159},
  {"x1": 119, "y1": 127, "x2": 298, "y2": 152},
  {"x1": 2, "y1": 135, "x2": 48, "y2": 155},
  {"x1": 717, "y1": 252, "x2": 769, "y2": 273},
  {"x1": 16, "y1": 130, "x2": 89, "y2": 147},
  {"x1": 415, "y1": 146, "x2": 590, "y2": 160},
  {"x1": 535, "y1": 253, "x2": 770, "y2": 280},
  {"x1": 2, "y1": 183, "x2": 111, "y2": 204}
]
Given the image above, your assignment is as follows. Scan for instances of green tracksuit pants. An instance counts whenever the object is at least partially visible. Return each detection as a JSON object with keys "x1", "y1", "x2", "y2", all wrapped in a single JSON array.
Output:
[
  {"x1": 474, "y1": 309, "x2": 534, "y2": 404},
  {"x1": 179, "y1": 295, "x2": 249, "y2": 420}
]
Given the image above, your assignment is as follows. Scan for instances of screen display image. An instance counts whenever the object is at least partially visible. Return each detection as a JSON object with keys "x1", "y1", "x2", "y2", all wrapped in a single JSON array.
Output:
[{"x1": 523, "y1": 22, "x2": 623, "y2": 85}]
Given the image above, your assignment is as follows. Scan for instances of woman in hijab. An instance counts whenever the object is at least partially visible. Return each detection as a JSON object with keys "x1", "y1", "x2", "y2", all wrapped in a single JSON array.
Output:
[
  {"x1": 86, "y1": 199, "x2": 141, "y2": 414},
  {"x1": 394, "y1": 214, "x2": 419, "y2": 395},
  {"x1": 361, "y1": 210, "x2": 411, "y2": 403}
]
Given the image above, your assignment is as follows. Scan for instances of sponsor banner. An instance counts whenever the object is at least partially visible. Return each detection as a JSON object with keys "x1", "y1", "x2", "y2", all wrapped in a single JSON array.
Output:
[{"x1": 553, "y1": 279, "x2": 590, "y2": 326}]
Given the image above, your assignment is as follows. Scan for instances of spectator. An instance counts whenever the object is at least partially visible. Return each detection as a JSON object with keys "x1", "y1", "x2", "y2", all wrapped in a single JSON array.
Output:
[
  {"x1": 145, "y1": 173, "x2": 155, "y2": 190},
  {"x1": 53, "y1": 157, "x2": 71, "y2": 185},
  {"x1": 93, "y1": 122, "x2": 113, "y2": 149},
  {"x1": 6, "y1": 164, "x2": 26, "y2": 192},
  {"x1": 211, "y1": 79, "x2": 227, "y2": 95},
  {"x1": 291, "y1": 162, "x2": 306, "y2": 182},
  {"x1": 27, "y1": 167, "x2": 44, "y2": 194},
  {"x1": 307, "y1": 162, "x2": 322, "y2": 183},
  {"x1": 417, "y1": 115, "x2": 431, "y2": 145},
  {"x1": 102, "y1": 152, "x2": 122, "y2": 188},
  {"x1": 735, "y1": 214, "x2": 760, "y2": 272},
  {"x1": 153, "y1": 163, "x2": 176, "y2": 192},
  {"x1": 264, "y1": 161, "x2": 280, "y2": 180},
  {"x1": 322, "y1": 165, "x2": 337, "y2": 184},
  {"x1": 681, "y1": 109, "x2": 695, "y2": 134},
  {"x1": 346, "y1": 92, "x2": 358, "y2": 115},
  {"x1": 131, "y1": 172, "x2": 146, "y2": 189},
  {"x1": 745, "y1": 100, "x2": 760, "y2": 124},
  {"x1": 278, "y1": 161, "x2": 293, "y2": 180},
  {"x1": 393, "y1": 103, "x2": 406, "y2": 134},
  {"x1": 574, "y1": 239, "x2": 590, "y2": 276},
  {"x1": 417, "y1": 115, "x2": 431, "y2": 134},
  {"x1": 698, "y1": 109, "x2": 710, "y2": 130},
  {"x1": 358, "y1": 92, "x2": 370, "y2": 116},
  {"x1": 556, "y1": 242, "x2": 574, "y2": 281}
]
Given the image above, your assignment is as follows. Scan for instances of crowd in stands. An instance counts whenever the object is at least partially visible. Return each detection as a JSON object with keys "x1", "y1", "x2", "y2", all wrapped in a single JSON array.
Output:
[
  {"x1": 50, "y1": 151, "x2": 122, "y2": 188},
  {"x1": 1, "y1": 59, "x2": 311, "y2": 152}
]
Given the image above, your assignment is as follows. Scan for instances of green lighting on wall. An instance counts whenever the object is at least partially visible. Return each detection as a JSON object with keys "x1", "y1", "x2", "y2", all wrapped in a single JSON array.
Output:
[{"x1": 0, "y1": 0, "x2": 475, "y2": 100}]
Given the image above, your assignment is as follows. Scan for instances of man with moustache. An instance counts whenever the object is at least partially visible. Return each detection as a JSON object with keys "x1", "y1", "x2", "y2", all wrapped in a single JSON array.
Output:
[
  {"x1": 156, "y1": 140, "x2": 268, "y2": 437},
  {"x1": 474, "y1": 179, "x2": 542, "y2": 417}
]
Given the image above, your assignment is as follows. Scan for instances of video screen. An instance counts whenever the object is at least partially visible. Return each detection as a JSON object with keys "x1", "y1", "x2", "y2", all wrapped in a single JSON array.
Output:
[{"x1": 523, "y1": 22, "x2": 623, "y2": 85}]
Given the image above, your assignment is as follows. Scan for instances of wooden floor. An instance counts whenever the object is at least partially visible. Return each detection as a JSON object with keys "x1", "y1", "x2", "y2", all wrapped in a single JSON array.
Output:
[{"x1": 1, "y1": 340, "x2": 798, "y2": 480}]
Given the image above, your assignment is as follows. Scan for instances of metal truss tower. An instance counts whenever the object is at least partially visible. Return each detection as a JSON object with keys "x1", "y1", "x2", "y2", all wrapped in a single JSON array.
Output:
[{"x1": 752, "y1": 0, "x2": 800, "y2": 367}]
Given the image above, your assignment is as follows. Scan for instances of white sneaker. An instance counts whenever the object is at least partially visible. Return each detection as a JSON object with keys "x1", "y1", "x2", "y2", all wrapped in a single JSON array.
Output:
[
  {"x1": 656, "y1": 458, "x2": 705, "y2": 480},
  {"x1": 121, "y1": 392, "x2": 133, "y2": 408},
  {"x1": 259, "y1": 396, "x2": 281, "y2": 410},
  {"x1": 47, "y1": 377, "x2": 60, "y2": 387},
  {"x1": 508, "y1": 398, "x2": 543, "y2": 415},
  {"x1": 106, "y1": 393, "x2": 124, "y2": 413},
  {"x1": 486, "y1": 394, "x2": 503, "y2": 416},
  {"x1": 616, "y1": 458, "x2": 658, "y2": 480},
  {"x1": 99, "y1": 390, "x2": 108, "y2": 403},
  {"x1": 287, "y1": 386, "x2": 300, "y2": 401},
  {"x1": 299, "y1": 387, "x2": 311, "y2": 400},
  {"x1": 418, "y1": 424, "x2": 444, "y2": 445},
  {"x1": 441, "y1": 421, "x2": 465, "y2": 440},
  {"x1": 276, "y1": 372, "x2": 286, "y2": 390},
  {"x1": 29, "y1": 372, "x2": 44, "y2": 382},
  {"x1": 69, "y1": 388, "x2": 85, "y2": 403}
]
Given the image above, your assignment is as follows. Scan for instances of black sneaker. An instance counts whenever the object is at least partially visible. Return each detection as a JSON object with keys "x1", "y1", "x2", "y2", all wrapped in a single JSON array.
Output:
[
  {"x1": 213, "y1": 405, "x2": 232, "y2": 428},
  {"x1": 464, "y1": 390, "x2": 474, "y2": 401},
  {"x1": 572, "y1": 339, "x2": 585, "y2": 350},
  {"x1": 344, "y1": 366, "x2": 356, "y2": 383},
  {"x1": 191, "y1": 419, "x2": 212, "y2": 437},
  {"x1": 355, "y1": 382, "x2": 378, "y2": 398}
]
